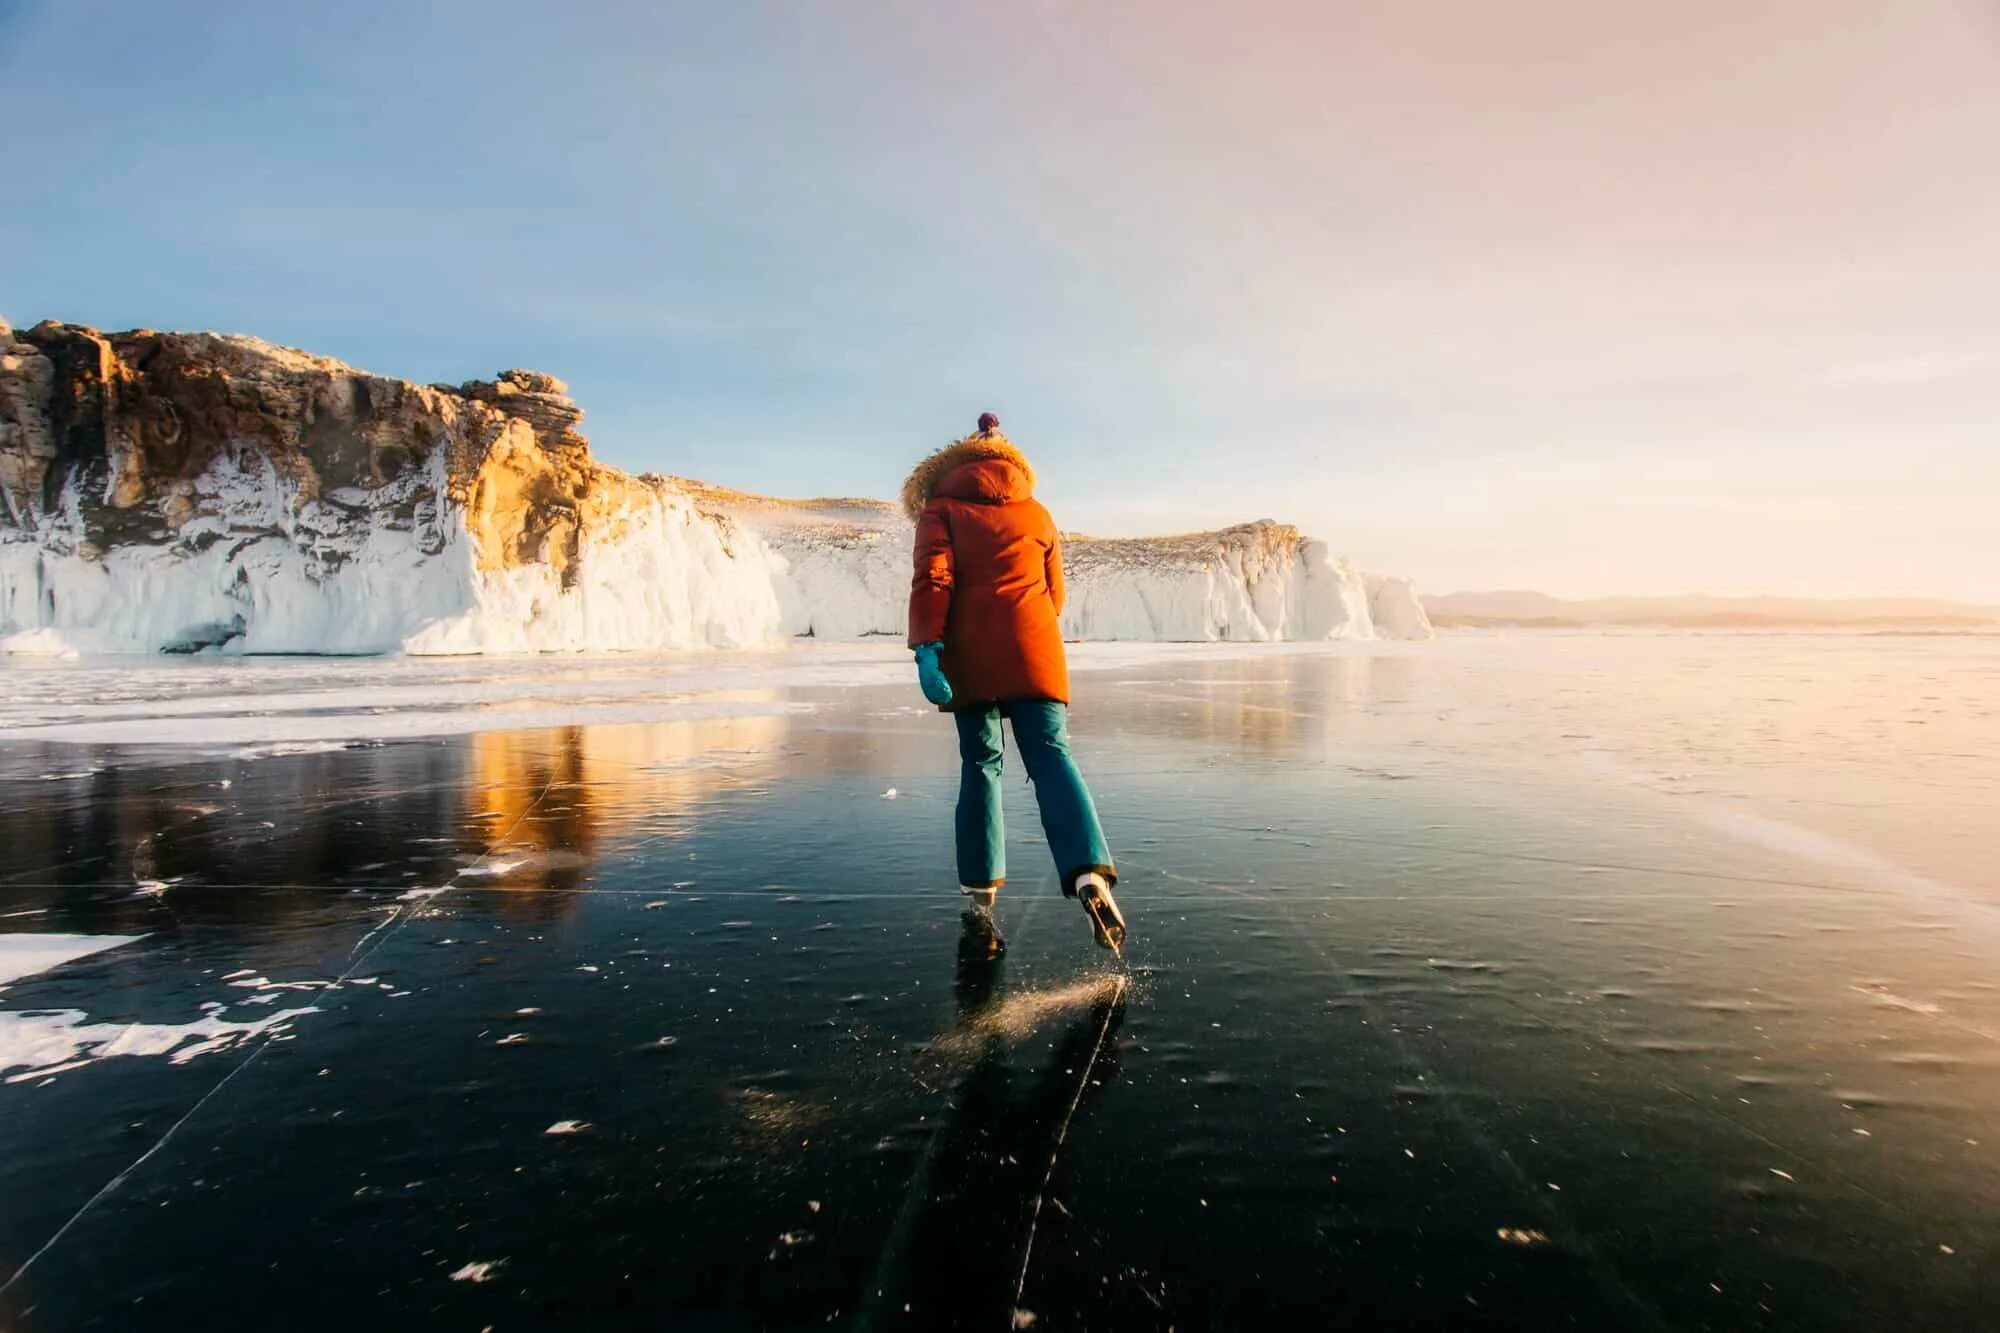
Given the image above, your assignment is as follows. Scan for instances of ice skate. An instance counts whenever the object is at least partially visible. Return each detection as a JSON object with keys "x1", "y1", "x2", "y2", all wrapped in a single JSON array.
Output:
[
  {"x1": 1073, "y1": 871, "x2": 1126, "y2": 954},
  {"x1": 960, "y1": 892, "x2": 1008, "y2": 956}
]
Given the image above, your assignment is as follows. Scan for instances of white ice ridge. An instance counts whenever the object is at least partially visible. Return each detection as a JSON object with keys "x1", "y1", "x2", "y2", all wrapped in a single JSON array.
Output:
[
  {"x1": 698, "y1": 485, "x2": 1435, "y2": 646},
  {"x1": 0, "y1": 324, "x2": 1432, "y2": 655}
]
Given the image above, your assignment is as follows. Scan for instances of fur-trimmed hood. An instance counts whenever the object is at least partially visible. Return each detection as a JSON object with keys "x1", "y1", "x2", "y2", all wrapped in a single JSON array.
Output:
[{"x1": 900, "y1": 432, "x2": 1036, "y2": 520}]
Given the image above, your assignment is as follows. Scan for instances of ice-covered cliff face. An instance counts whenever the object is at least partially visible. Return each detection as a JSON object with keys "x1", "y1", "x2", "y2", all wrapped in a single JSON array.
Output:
[
  {"x1": 0, "y1": 320, "x2": 780, "y2": 654},
  {"x1": 0, "y1": 319, "x2": 1429, "y2": 655},
  {"x1": 693, "y1": 485, "x2": 1431, "y2": 644},
  {"x1": 1062, "y1": 526, "x2": 1376, "y2": 641}
]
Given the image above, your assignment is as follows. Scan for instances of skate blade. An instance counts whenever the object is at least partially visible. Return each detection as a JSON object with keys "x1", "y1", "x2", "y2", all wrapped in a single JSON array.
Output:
[{"x1": 1081, "y1": 888, "x2": 1127, "y2": 954}]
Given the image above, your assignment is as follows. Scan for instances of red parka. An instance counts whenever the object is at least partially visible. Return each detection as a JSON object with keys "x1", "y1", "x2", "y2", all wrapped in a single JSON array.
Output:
[{"x1": 904, "y1": 433, "x2": 1069, "y2": 709}]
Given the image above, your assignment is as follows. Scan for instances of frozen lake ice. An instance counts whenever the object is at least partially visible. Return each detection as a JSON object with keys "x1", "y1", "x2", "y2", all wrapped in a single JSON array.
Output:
[{"x1": 0, "y1": 635, "x2": 1995, "y2": 1329}]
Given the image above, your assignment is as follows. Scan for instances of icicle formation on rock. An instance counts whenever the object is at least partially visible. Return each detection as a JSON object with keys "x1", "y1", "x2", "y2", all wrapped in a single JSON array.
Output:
[
  {"x1": 0, "y1": 320, "x2": 779, "y2": 654},
  {"x1": 0, "y1": 318, "x2": 1430, "y2": 655}
]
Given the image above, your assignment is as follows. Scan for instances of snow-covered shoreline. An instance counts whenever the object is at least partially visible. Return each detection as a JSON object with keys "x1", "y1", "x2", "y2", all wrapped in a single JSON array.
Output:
[{"x1": 0, "y1": 638, "x2": 1436, "y2": 747}]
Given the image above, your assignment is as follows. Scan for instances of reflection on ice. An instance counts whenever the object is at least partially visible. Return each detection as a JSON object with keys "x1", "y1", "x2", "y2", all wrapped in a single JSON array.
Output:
[{"x1": 1, "y1": 636, "x2": 1996, "y2": 1329}]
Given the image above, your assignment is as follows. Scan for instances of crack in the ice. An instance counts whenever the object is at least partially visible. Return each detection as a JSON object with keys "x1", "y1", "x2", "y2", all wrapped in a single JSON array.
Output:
[
  {"x1": 1009, "y1": 971, "x2": 1128, "y2": 1323},
  {"x1": 1113, "y1": 826, "x2": 1914, "y2": 898},
  {"x1": 1269, "y1": 893, "x2": 1675, "y2": 1333},
  {"x1": 0, "y1": 878, "x2": 1913, "y2": 904},
  {"x1": 0, "y1": 771, "x2": 564, "y2": 1300}
]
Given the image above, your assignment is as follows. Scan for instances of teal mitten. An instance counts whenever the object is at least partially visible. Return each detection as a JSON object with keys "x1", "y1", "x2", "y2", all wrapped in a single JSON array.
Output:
[{"x1": 914, "y1": 641, "x2": 953, "y2": 706}]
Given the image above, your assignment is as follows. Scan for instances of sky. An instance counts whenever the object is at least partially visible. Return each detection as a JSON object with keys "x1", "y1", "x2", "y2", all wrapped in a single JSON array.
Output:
[{"x1": 4, "y1": 0, "x2": 1997, "y2": 600}]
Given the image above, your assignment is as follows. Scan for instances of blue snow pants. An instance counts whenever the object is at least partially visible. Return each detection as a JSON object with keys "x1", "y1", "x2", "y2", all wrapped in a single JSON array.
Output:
[{"x1": 953, "y1": 700, "x2": 1115, "y2": 894}]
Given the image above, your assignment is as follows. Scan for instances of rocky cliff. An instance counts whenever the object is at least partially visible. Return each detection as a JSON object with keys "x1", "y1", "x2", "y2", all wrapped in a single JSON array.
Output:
[
  {"x1": 0, "y1": 319, "x2": 1429, "y2": 654},
  {"x1": 0, "y1": 319, "x2": 778, "y2": 653}
]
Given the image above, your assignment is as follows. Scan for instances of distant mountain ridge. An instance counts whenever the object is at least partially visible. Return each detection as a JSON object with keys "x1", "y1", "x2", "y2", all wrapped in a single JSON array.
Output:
[{"x1": 1425, "y1": 590, "x2": 2000, "y2": 629}]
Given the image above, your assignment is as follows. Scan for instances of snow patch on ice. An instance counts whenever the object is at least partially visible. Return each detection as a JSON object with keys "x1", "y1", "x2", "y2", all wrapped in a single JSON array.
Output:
[
  {"x1": 0, "y1": 933, "x2": 143, "y2": 987},
  {"x1": 0, "y1": 1004, "x2": 317, "y2": 1080}
]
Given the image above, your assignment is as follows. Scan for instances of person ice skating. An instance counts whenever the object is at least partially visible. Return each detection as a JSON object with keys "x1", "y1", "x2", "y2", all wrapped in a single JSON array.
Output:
[{"x1": 904, "y1": 412, "x2": 1125, "y2": 953}]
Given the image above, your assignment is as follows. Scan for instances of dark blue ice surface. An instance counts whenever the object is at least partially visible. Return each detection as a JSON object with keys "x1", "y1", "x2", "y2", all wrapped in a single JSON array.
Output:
[{"x1": 2, "y1": 638, "x2": 1996, "y2": 1330}]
